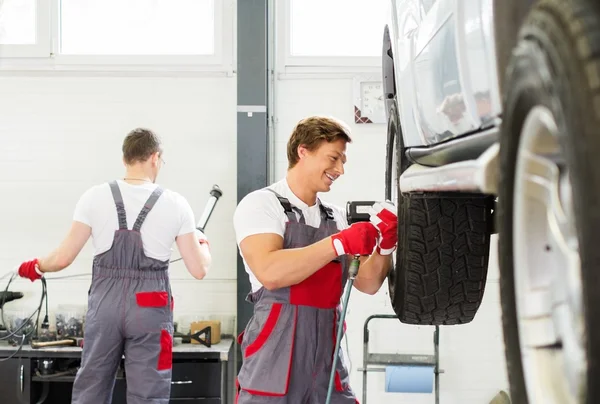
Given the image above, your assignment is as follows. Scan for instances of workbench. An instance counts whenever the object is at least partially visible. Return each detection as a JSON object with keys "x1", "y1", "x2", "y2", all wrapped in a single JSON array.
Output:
[{"x1": 0, "y1": 338, "x2": 236, "y2": 404}]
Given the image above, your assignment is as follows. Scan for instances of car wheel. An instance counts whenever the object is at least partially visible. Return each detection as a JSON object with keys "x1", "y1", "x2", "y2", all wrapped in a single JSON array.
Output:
[
  {"x1": 385, "y1": 101, "x2": 494, "y2": 325},
  {"x1": 497, "y1": 0, "x2": 600, "y2": 402}
]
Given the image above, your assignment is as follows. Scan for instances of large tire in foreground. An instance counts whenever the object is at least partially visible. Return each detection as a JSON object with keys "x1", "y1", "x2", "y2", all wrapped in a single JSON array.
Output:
[
  {"x1": 497, "y1": 1, "x2": 600, "y2": 403},
  {"x1": 385, "y1": 101, "x2": 494, "y2": 325}
]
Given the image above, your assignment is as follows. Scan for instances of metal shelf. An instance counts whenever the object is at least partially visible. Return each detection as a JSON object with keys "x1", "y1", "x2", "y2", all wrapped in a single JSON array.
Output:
[{"x1": 360, "y1": 314, "x2": 441, "y2": 404}]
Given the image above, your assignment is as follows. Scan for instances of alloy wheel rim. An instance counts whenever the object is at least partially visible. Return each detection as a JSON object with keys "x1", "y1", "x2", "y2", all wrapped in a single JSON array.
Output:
[{"x1": 513, "y1": 105, "x2": 585, "y2": 403}]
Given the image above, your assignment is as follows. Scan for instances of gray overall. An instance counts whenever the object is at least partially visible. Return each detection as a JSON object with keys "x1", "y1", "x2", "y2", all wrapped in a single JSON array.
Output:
[
  {"x1": 236, "y1": 191, "x2": 358, "y2": 403},
  {"x1": 71, "y1": 181, "x2": 174, "y2": 404}
]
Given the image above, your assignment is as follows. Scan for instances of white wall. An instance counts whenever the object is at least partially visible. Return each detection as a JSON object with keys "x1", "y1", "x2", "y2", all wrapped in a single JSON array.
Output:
[
  {"x1": 0, "y1": 17, "x2": 510, "y2": 404},
  {"x1": 273, "y1": 76, "x2": 509, "y2": 404},
  {"x1": 0, "y1": 73, "x2": 238, "y2": 335}
]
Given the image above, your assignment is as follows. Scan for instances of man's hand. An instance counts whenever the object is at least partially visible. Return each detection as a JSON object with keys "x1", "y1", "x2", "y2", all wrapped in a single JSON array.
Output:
[
  {"x1": 331, "y1": 222, "x2": 379, "y2": 256},
  {"x1": 369, "y1": 201, "x2": 398, "y2": 256},
  {"x1": 18, "y1": 259, "x2": 43, "y2": 282},
  {"x1": 177, "y1": 230, "x2": 212, "y2": 280},
  {"x1": 195, "y1": 229, "x2": 210, "y2": 247}
]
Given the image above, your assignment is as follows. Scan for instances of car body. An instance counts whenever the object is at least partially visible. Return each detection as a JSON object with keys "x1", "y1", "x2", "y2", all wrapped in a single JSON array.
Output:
[
  {"x1": 387, "y1": 0, "x2": 500, "y2": 149},
  {"x1": 382, "y1": 1, "x2": 596, "y2": 403}
]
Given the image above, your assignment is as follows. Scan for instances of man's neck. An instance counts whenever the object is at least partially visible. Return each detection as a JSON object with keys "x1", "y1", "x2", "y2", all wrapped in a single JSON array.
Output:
[
  {"x1": 286, "y1": 169, "x2": 317, "y2": 206},
  {"x1": 124, "y1": 166, "x2": 153, "y2": 183}
]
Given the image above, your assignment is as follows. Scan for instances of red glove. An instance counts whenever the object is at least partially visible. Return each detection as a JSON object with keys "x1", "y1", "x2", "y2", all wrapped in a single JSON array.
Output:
[
  {"x1": 331, "y1": 222, "x2": 379, "y2": 256},
  {"x1": 18, "y1": 258, "x2": 43, "y2": 282},
  {"x1": 369, "y1": 201, "x2": 398, "y2": 256}
]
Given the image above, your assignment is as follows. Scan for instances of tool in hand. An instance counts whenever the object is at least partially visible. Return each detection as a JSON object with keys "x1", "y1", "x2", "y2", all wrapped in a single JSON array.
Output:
[
  {"x1": 170, "y1": 184, "x2": 223, "y2": 264},
  {"x1": 326, "y1": 254, "x2": 361, "y2": 404},
  {"x1": 196, "y1": 184, "x2": 223, "y2": 232}
]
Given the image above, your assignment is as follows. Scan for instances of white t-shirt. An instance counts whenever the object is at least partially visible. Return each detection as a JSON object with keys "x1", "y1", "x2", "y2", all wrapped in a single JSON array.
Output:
[
  {"x1": 233, "y1": 178, "x2": 349, "y2": 292},
  {"x1": 73, "y1": 180, "x2": 197, "y2": 261}
]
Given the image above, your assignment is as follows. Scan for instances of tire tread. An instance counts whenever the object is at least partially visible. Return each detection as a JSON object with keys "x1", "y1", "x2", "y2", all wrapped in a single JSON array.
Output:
[{"x1": 395, "y1": 197, "x2": 491, "y2": 326}]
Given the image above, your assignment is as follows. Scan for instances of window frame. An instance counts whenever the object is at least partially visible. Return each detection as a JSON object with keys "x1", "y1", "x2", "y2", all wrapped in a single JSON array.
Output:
[
  {"x1": 0, "y1": 0, "x2": 234, "y2": 74},
  {"x1": 278, "y1": 0, "x2": 385, "y2": 70}
]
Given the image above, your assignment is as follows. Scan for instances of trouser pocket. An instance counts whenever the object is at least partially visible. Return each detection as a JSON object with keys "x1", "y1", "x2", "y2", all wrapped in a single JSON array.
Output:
[
  {"x1": 134, "y1": 290, "x2": 171, "y2": 333},
  {"x1": 157, "y1": 327, "x2": 173, "y2": 371},
  {"x1": 237, "y1": 303, "x2": 298, "y2": 396},
  {"x1": 136, "y1": 291, "x2": 169, "y2": 307},
  {"x1": 123, "y1": 321, "x2": 174, "y2": 400}
]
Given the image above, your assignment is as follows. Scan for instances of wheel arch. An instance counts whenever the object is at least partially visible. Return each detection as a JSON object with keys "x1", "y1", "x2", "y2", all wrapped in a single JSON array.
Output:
[
  {"x1": 382, "y1": 23, "x2": 397, "y2": 114},
  {"x1": 383, "y1": 22, "x2": 400, "y2": 204}
]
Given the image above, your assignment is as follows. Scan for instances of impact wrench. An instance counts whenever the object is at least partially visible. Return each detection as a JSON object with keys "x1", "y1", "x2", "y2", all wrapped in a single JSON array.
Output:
[{"x1": 326, "y1": 254, "x2": 361, "y2": 404}]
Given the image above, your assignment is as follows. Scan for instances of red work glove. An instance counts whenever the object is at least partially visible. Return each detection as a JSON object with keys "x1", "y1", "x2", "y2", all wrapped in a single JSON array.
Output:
[
  {"x1": 331, "y1": 222, "x2": 379, "y2": 256},
  {"x1": 18, "y1": 258, "x2": 43, "y2": 282},
  {"x1": 369, "y1": 201, "x2": 398, "y2": 256}
]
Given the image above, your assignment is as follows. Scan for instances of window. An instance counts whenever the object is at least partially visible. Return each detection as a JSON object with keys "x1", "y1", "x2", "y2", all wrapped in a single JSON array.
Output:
[
  {"x1": 59, "y1": 0, "x2": 215, "y2": 56},
  {"x1": 0, "y1": 0, "x2": 231, "y2": 71},
  {"x1": 0, "y1": 0, "x2": 50, "y2": 57},
  {"x1": 0, "y1": 0, "x2": 36, "y2": 44},
  {"x1": 287, "y1": 0, "x2": 389, "y2": 64}
]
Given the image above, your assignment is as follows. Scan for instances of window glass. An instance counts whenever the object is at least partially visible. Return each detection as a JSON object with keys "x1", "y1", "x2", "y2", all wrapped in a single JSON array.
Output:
[
  {"x1": 289, "y1": 0, "x2": 389, "y2": 57},
  {"x1": 59, "y1": 0, "x2": 215, "y2": 55},
  {"x1": 0, "y1": 0, "x2": 36, "y2": 45}
]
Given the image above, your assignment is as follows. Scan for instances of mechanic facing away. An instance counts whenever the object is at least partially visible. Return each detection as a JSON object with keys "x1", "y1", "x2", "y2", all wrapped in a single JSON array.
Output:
[
  {"x1": 17, "y1": 128, "x2": 212, "y2": 403},
  {"x1": 233, "y1": 116, "x2": 398, "y2": 403}
]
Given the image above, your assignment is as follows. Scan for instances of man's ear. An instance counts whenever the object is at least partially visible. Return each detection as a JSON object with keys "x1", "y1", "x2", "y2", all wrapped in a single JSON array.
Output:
[
  {"x1": 151, "y1": 152, "x2": 160, "y2": 166},
  {"x1": 297, "y1": 144, "x2": 308, "y2": 160}
]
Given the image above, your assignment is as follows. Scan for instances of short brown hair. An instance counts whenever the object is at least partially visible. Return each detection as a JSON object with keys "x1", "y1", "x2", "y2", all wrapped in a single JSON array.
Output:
[
  {"x1": 287, "y1": 116, "x2": 352, "y2": 169},
  {"x1": 122, "y1": 128, "x2": 163, "y2": 165}
]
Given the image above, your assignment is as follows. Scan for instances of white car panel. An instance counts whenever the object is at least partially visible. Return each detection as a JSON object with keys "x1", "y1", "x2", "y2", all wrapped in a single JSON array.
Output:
[{"x1": 390, "y1": 0, "x2": 502, "y2": 147}]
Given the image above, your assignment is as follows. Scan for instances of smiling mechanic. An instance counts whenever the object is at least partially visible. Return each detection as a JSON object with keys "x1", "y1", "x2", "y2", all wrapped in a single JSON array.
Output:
[{"x1": 233, "y1": 116, "x2": 398, "y2": 403}]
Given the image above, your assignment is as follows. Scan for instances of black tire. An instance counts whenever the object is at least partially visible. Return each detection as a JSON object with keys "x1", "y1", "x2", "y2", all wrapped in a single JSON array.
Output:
[
  {"x1": 498, "y1": 0, "x2": 600, "y2": 402},
  {"x1": 385, "y1": 101, "x2": 494, "y2": 326}
]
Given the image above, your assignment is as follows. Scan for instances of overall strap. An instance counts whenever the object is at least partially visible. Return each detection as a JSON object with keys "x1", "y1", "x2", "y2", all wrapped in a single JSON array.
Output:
[
  {"x1": 132, "y1": 186, "x2": 165, "y2": 232},
  {"x1": 266, "y1": 189, "x2": 305, "y2": 224},
  {"x1": 109, "y1": 181, "x2": 128, "y2": 230},
  {"x1": 318, "y1": 199, "x2": 335, "y2": 222}
]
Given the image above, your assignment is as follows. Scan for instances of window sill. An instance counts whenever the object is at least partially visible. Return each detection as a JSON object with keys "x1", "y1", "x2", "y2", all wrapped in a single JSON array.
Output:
[
  {"x1": 0, "y1": 56, "x2": 235, "y2": 77},
  {"x1": 276, "y1": 65, "x2": 382, "y2": 80}
]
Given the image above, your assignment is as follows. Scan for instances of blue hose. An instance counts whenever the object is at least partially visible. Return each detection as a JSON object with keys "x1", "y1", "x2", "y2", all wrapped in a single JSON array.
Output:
[{"x1": 326, "y1": 255, "x2": 360, "y2": 404}]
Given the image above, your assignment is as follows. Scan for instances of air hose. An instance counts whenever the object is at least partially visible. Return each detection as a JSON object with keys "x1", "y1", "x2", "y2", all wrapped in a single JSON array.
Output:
[{"x1": 326, "y1": 254, "x2": 361, "y2": 404}]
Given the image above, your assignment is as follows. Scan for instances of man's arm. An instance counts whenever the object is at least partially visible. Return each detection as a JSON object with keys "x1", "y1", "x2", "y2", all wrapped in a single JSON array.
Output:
[
  {"x1": 235, "y1": 191, "x2": 379, "y2": 291},
  {"x1": 239, "y1": 233, "x2": 338, "y2": 290},
  {"x1": 175, "y1": 196, "x2": 212, "y2": 280},
  {"x1": 38, "y1": 221, "x2": 92, "y2": 273},
  {"x1": 176, "y1": 231, "x2": 211, "y2": 280},
  {"x1": 353, "y1": 253, "x2": 393, "y2": 295}
]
